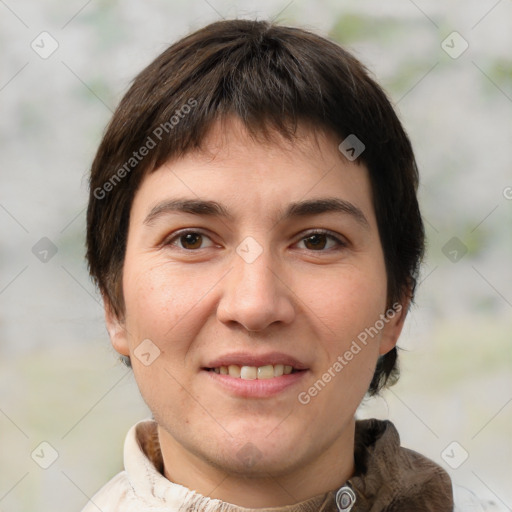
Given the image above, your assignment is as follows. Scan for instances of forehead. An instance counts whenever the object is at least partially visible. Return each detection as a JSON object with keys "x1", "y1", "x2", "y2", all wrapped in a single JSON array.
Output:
[
  {"x1": 131, "y1": 117, "x2": 375, "y2": 226},
  {"x1": 180, "y1": 117, "x2": 350, "y2": 170}
]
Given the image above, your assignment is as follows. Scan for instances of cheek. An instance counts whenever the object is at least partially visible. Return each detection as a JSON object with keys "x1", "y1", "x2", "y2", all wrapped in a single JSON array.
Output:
[
  {"x1": 301, "y1": 276, "x2": 384, "y2": 415},
  {"x1": 122, "y1": 260, "x2": 205, "y2": 414},
  {"x1": 296, "y1": 264, "x2": 387, "y2": 406},
  {"x1": 299, "y1": 263, "x2": 387, "y2": 341},
  {"x1": 123, "y1": 259, "x2": 206, "y2": 340}
]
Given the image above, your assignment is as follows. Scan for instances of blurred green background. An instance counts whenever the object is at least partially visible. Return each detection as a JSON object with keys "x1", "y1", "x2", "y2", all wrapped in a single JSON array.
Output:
[{"x1": 1, "y1": 1, "x2": 511, "y2": 510}]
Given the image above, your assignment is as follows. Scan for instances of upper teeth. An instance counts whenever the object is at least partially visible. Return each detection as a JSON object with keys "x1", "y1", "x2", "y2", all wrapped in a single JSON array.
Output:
[{"x1": 212, "y1": 364, "x2": 293, "y2": 379}]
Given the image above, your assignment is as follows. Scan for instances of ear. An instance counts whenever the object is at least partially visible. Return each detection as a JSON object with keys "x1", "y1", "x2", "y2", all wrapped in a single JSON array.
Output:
[
  {"x1": 103, "y1": 295, "x2": 130, "y2": 357},
  {"x1": 378, "y1": 298, "x2": 410, "y2": 356}
]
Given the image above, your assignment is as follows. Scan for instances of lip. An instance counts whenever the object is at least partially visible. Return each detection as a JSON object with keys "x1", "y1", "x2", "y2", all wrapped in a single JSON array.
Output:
[
  {"x1": 203, "y1": 368, "x2": 308, "y2": 398},
  {"x1": 201, "y1": 351, "x2": 310, "y2": 399},
  {"x1": 204, "y1": 351, "x2": 309, "y2": 370}
]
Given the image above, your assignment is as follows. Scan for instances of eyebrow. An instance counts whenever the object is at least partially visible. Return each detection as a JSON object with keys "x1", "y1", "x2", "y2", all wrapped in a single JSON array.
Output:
[
  {"x1": 143, "y1": 197, "x2": 370, "y2": 229},
  {"x1": 144, "y1": 198, "x2": 233, "y2": 225}
]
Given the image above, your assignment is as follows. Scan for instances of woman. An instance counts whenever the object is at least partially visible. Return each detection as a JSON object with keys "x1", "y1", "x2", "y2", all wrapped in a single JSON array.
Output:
[{"x1": 83, "y1": 18, "x2": 465, "y2": 511}]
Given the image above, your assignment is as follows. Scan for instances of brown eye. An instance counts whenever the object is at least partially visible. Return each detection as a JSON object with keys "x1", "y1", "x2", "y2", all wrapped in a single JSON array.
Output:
[
  {"x1": 303, "y1": 234, "x2": 328, "y2": 250},
  {"x1": 165, "y1": 230, "x2": 214, "y2": 250},
  {"x1": 179, "y1": 232, "x2": 204, "y2": 250},
  {"x1": 297, "y1": 231, "x2": 344, "y2": 251}
]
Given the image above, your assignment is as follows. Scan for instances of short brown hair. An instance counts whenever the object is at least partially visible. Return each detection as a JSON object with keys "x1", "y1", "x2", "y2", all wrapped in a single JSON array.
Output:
[{"x1": 86, "y1": 19, "x2": 424, "y2": 394}]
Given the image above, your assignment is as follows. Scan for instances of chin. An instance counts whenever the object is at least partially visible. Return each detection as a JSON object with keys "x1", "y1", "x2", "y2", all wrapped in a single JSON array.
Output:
[
  {"x1": 212, "y1": 440, "x2": 305, "y2": 477},
  {"x1": 211, "y1": 423, "x2": 306, "y2": 475}
]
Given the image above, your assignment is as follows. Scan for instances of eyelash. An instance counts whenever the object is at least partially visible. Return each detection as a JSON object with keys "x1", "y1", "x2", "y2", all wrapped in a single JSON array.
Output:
[{"x1": 163, "y1": 228, "x2": 346, "y2": 252}]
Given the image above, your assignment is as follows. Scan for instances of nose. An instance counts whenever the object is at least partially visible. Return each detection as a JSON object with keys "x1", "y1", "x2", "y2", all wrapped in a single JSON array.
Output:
[{"x1": 216, "y1": 246, "x2": 296, "y2": 333}]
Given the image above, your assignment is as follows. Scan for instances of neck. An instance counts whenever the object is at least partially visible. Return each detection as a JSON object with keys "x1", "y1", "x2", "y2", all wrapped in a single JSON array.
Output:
[{"x1": 157, "y1": 420, "x2": 355, "y2": 508}]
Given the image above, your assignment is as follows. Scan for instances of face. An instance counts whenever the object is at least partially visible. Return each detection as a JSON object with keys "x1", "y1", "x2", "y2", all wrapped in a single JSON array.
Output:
[{"x1": 106, "y1": 118, "x2": 405, "y2": 489}]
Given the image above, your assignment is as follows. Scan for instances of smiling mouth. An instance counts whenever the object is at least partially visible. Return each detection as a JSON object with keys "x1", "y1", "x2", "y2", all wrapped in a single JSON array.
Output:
[{"x1": 205, "y1": 364, "x2": 304, "y2": 380}]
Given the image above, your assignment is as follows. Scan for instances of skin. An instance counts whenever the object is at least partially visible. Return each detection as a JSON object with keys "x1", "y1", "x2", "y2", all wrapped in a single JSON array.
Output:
[{"x1": 105, "y1": 117, "x2": 408, "y2": 508}]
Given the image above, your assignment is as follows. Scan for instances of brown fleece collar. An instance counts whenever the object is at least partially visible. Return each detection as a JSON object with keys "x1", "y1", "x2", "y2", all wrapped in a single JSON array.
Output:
[{"x1": 349, "y1": 419, "x2": 453, "y2": 511}]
